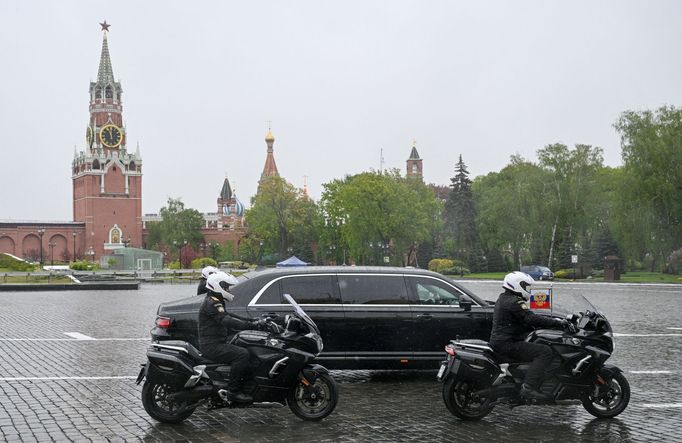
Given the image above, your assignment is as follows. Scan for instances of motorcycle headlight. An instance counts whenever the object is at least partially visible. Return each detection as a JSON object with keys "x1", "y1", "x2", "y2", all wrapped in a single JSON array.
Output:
[{"x1": 305, "y1": 333, "x2": 324, "y2": 355}]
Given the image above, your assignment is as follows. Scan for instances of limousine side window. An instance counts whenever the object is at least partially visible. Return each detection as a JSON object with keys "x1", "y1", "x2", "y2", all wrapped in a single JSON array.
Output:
[
  {"x1": 407, "y1": 276, "x2": 462, "y2": 305},
  {"x1": 281, "y1": 275, "x2": 340, "y2": 304},
  {"x1": 255, "y1": 280, "x2": 281, "y2": 304},
  {"x1": 338, "y1": 275, "x2": 409, "y2": 305}
]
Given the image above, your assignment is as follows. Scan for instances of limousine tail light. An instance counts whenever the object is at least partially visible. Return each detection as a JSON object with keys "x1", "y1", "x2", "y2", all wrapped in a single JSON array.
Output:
[
  {"x1": 155, "y1": 316, "x2": 171, "y2": 329},
  {"x1": 444, "y1": 345, "x2": 456, "y2": 357}
]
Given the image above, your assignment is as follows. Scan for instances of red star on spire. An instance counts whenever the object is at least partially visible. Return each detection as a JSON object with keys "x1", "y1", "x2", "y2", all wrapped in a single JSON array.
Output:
[{"x1": 100, "y1": 20, "x2": 111, "y2": 32}]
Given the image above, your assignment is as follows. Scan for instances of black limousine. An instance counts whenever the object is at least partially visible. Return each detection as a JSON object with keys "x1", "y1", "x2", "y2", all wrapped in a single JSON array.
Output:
[{"x1": 151, "y1": 266, "x2": 494, "y2": 369}]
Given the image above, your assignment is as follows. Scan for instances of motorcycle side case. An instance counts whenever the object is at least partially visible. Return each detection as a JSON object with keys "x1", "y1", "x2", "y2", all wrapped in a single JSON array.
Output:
[
  {"x1": 451, "y1": 349, "x2": 498, "y2": 385},
  {"x1": 145, "y1": 347, "x2": 195, "y2": 387}
]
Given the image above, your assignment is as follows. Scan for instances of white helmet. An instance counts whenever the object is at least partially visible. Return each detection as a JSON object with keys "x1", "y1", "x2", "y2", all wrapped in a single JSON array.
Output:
[
  {"x1": 503, "y1": 271, "x2": 535, "y2": 300},
  {"x1": 201, "y1": 265, "x2": 219, "y2": 280},
  {"x1": 206, "y1": 271, "x2": 239, "y2": 301}
]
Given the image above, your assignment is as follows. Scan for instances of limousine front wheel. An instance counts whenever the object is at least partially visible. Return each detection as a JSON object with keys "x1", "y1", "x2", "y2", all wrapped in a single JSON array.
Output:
[
  {"x1": 288, "y1": 373, "x2": 338, "y2": 420},
  {"x1": 443, "y1": 379, "x2": 493, "y2": 421}
]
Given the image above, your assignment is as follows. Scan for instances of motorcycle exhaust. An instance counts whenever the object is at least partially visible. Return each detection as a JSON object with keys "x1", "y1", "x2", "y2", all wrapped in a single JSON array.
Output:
[{"x1": 167, "y1": 384, "x2": 214, "y2": 403}]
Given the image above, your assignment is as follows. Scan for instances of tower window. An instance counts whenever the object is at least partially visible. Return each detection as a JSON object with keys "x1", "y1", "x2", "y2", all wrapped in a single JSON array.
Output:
[
  {"x1": 95, "y1": 86, "x2": 102, "y2": 99},
  {"x1": 412, "y1": 164, "x2": 418, "y2": 174},
  {"x1": 105, "y1": 86, "x2": 113, "y2": 99}
]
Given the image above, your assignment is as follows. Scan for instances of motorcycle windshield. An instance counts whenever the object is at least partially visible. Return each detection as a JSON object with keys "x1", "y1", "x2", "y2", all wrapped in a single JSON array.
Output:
[
  {"x1": 552, "y1": 293, "x2": 605, "y2": 317},
  {"x1": 283, "y1": 293, "x2": 321, "y2": 335}
]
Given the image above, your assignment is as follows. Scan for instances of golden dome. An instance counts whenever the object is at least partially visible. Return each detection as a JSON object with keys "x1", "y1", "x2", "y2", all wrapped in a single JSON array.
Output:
[{"x1": 265, "y1": 130, "x2": 275, "y2": 142}]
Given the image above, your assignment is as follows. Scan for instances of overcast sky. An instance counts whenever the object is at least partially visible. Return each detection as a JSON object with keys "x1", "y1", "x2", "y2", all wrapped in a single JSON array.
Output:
[{"x1": 1, "y1": 1, "x2": 681, "y2": 220}]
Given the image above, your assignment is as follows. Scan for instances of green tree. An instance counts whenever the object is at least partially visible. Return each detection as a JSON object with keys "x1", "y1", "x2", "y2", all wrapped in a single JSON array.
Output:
[
  {"x1": 537, "y1": 143, "x2": 604, "y2": 269},
  {"x1": 246, "y1": 176, "x2": 321, "y2": 259},
  {"x1": 615, "y1": 106, "x2": 682, "y2": 271},
  {"x1": 473, "y1": 156, "x2": 550, "y2": 270},
  {"x1": 147, "y1": 198, "x2": 205, "y2": 259},
  {"x1": 320, "y1": 170, "x2": 441, "y2": 265},
  {"x1": 444, "y1": 155, "x2": 483, "y2": 269}
]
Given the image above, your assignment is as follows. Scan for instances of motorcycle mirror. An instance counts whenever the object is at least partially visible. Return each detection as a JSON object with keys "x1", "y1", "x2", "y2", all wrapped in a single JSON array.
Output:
[{"x1": 459, "y1": 296, "x2": 472, "y2": 312}]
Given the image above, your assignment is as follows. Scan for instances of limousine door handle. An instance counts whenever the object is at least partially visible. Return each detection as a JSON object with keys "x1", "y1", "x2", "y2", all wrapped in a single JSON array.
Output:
[{"x1": 417, "y1": 313, "x2": 433, "y2": 320}]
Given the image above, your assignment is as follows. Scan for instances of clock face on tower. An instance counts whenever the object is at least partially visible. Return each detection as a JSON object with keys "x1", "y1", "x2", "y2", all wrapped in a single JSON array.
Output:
[{"x1": 100, "y1": 124, "x2": 123, "y2": 148}]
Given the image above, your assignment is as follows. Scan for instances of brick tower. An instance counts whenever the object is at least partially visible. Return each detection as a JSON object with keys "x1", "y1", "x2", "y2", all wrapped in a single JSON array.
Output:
[
  {"x1": 406, "y1": 139, "x2": 423, "y2": 181},
  {"x1": 72, "y1": 22, "x2": 142, "y2": 260}
]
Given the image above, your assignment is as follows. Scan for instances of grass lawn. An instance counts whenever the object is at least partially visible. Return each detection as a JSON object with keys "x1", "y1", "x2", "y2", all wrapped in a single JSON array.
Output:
[
  {"x1": 1, "y1": 275, "x2": 73, "y2": 284},
  {"x1": 445, "y1": 271, "x2": 682, "y2": 284}
]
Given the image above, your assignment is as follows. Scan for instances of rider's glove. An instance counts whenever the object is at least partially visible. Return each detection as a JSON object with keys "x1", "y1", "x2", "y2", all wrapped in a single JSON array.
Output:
[
  {"x1": 252, "y1": 318, "x2": 268, "y2": 330},
  {"x1": 560, "y1": 319, "x2": 578, "y2": 333}
]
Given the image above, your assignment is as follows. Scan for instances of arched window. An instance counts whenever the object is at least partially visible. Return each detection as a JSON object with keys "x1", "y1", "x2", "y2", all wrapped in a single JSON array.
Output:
[
  {"x1": 105, "y1": 86, "x2": 113, "y2": 99},
  {"x1": 95, "y1": 86, "x2": 102, "y2": 99},
  {"x1": 92, "y1": 159, "x2": 100, "y2": 169},
  {"x1": 128, "y1": 161, "x2": 135, "y2": 171},
  {"x1": 412, "y1": 164, "x2": 418, "y2": 174}
]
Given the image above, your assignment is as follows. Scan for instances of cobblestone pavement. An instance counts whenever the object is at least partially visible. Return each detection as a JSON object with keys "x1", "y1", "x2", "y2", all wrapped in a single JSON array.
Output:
[{"x1": 0, "y1": 282, "x2": 680, "y2": 442}]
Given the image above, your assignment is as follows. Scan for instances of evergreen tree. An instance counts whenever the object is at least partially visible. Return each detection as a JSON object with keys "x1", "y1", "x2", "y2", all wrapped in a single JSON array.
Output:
[{"x1": 444, "y1": 155, "x2": 482, "y2": 267}]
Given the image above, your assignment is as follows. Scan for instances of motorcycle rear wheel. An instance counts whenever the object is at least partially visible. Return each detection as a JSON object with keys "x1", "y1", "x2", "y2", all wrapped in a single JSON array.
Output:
[
  {"x1": 443, "y1": 379, "x2": 494, "y2": 421},
  {"x1": 141, "y1": 381, "x2": 196, "y2": 424},
  {"x1": 582, "y1": 371, "x2": 630, "y2": 418},
  {"x1": 287, "y1": 373, "x2": 338, "y2": 421}
]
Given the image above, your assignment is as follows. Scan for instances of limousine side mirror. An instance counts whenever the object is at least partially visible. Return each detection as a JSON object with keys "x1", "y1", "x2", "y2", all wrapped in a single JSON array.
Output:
[{"x1": 459, "y1": 296, "x2": 473, "y2": 312}]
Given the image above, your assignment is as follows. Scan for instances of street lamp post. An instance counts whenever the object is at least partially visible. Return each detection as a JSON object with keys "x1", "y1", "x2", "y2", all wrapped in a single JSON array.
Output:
[
  {"x1": 258, "y1": 241, "x2": 264, "y2": 265},
  {"x1": 72, "y1": 232, "x2": 77, "y2": 261},
  {"x1": 37, "y1": 227, "x2": 45, "y2": 266},
  {"x1": 48, "y1": 242, "x2": 56, "y2": 266},
  {"x1": 328, "y1": 245, "x2": 336, "y2": 265}
]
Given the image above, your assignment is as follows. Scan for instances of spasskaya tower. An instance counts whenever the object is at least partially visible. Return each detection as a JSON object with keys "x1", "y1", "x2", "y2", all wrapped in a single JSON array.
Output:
[{"x1": 72, "y1": 21, "x2": 142, "y2": 260}]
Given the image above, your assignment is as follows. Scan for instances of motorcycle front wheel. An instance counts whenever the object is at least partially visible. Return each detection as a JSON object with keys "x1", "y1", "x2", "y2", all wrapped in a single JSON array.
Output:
[
  {"x1": 443, "y1": 378, "x2": 494, "y2": 421},
  {"x1": 287, "y1": 373, "x2": 338, "y2": 420},
  {"x1": 582, "y1": 371, "x2": 630, "y2": 418},
  {"x1": 141, "y1": 381, "x2": 196, "y2": 424}
]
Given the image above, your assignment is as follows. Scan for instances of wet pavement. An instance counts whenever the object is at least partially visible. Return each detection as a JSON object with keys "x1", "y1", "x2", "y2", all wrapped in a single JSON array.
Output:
[{"x1": 0, "y1": 281, "x2": 680, "y2": 442}]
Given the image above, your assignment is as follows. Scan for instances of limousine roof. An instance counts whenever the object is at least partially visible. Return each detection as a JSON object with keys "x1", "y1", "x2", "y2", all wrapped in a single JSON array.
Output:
[{"x1": 240, "y1": 266, "x2": 438, "y2": 279}]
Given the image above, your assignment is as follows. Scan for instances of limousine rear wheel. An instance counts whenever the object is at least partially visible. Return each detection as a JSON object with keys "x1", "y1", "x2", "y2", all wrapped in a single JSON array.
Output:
[
  {"x1": 288, "y1": 373, "x2": 338, "y2": 420},
  {"x1": 443, "y1": 379, "x2": 493, "y2": 421},
  {"x1": 142, "y1": 381, "x2": 196, "y2": 424}
]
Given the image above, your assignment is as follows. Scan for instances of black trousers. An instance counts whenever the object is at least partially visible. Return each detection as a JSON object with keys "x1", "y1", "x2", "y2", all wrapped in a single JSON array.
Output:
[
  {"x1": 201, "y1": 343, "x2": 250, "y2": 391},
  {"x1": 492, "y1": 341, "x2": 553, "y2": 388}
]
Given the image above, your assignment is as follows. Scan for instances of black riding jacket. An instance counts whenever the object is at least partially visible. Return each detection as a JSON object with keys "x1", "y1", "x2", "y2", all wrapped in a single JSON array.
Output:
[
  {"x1": 198, "y1": 292, "x2": 254, "y2": 347},
  {"x1": 489, "y1": 289, "x2": 560, "y2": 345}
]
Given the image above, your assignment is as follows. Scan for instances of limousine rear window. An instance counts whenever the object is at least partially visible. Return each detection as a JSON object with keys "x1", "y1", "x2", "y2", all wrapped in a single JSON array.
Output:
[{"x1": 338, "y1": 275, "x2": 409, "y2": 305}]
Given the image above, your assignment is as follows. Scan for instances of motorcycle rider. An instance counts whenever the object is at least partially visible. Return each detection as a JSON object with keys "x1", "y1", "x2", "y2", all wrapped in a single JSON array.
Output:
[
  {"x1": 198, "y1": 271, "x2": 268, "y2": 402},
  {"x1": 197, "y1": 265, "x2": 219, "y2": 295},
  {"x1": 489, "y1": 271, "x2": 570, "y2": 400}
]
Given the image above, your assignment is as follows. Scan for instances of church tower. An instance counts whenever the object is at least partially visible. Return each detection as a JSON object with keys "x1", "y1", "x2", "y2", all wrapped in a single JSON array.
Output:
[
  {"x1": 260, "y1": 130, "x2": 280, "y2": 182},
  {"x1": 72, "y1": 22, "x2": 142, "y2": 260},
  {"x1": 216, "y1": 177, "x2": 244, "y2": 230},
  {"x1": 406, "y1": 140, "x2": 423, "y2": 181}
]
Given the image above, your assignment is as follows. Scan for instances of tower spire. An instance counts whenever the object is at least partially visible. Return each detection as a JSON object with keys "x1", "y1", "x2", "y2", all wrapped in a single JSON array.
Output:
[{"x1": 97, "y1": 21, "x2": 115, "y2": 84}]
